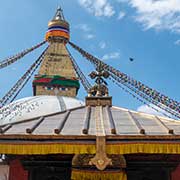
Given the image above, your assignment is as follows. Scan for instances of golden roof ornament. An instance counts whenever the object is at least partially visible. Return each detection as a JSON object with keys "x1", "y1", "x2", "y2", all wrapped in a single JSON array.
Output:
[
  {"x1": 88, "y1": 62, "x2": 109, "y2": 97},
  {"x1": 53, "y1": 6, "x2": 65, "y2": 21},
  {"x1": 86, "y1": 62, "x2": 112, "y2": 106}
]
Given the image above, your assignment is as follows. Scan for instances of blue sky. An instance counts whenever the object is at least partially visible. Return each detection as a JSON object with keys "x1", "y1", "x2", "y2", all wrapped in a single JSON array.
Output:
[{"x1": 0, "y1": 0, "x2": 179, "y2": 115}]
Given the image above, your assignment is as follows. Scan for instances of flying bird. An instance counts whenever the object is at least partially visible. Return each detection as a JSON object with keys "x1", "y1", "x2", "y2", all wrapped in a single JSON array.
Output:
[{"x1": 129, "y1": 57, "x2": 134, "y2": 62}]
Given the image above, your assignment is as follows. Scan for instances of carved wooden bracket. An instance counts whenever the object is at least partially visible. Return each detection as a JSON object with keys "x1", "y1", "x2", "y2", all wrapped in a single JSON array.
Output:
[{"x1": 89, "y1": 136, "x2": 112, "y2": 170}]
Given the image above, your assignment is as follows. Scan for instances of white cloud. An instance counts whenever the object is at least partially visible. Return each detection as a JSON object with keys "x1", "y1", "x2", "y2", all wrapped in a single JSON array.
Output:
[
  {"x1": 102, "y1": 52, "x2": 120, "y2": 60},
  {"x1": 137, "y1": 103, "x2": 171, "y2": 117},
  {"x1": 84, "y1": 34, "x2": 95, "y2": 39},
  {"x1": 117, "y1": 11, "x2": 126, "y2": 20},
  {"x1": 175, "y1": 39, "x2": 180, "y2": 45},
  {"x1": 124, "y1": 0, "x2": 180, "y2": 33},
  {"x1": 78, "y1": 0, "x2": 180, "y2": 33},
  {"x1": 75, "y1": 23, "x2": 95, "y2": 40},
  {"x1": 116, "y1": 0, "x2": 128, "y2": 2},
  {"x1": 99, "y1": 41, "x2": 106, "y2": 49},
  {"x1": 79, "y1": 0, "x2": 115, "y2": 17},
  {"x1": 75, "y1": 24, "x2": 91, "y2": 32}
]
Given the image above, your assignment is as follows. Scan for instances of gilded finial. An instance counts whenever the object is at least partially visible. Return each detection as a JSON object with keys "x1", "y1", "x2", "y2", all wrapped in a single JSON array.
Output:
[
  {"x1": 45, "y1": 6, "x2": 70, "y2": 42},
  {"x1": 86, "y1": 63, "x2": 112, "y2": 106},
  {"x1": 88, "y1": 62, "x2": 110, "y2": 97},
  {"x1": 53, "y1": 6, "x2": 65, "y2": 21}
]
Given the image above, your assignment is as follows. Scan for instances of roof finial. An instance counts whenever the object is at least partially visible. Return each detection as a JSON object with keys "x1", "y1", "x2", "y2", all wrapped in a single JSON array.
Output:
[
  {"x1": 46, "y1": 6, "x2": 70, "y2": 42},
  {"x1": 88, "y1": 62, "x2": 110, "y2": 97},
  {"x1": 85, "y1": 63, "x2": 112, "y2": 106},
  {"x1": 53, "y1": 5, "x2": 65, "y2": 21}
]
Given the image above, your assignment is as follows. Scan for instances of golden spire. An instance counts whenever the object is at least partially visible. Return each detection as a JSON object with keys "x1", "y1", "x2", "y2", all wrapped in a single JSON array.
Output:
[
  {"x1": 45, "y1": 7, "x2": 70, "y2": 42},
  {"x1": 33, "y1": 7, "x2": 79, "y2": 97},
  {"x1": 53, "y1": 6, "x2": 65, "y2": 21}
]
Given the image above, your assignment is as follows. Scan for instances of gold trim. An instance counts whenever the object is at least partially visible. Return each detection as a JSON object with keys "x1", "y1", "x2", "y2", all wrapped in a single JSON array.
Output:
[
  {"x1": 71, "y1": 169, "x2": 127, "y2": 180},
  {"x1": 107, "y1": 143, "x2": 180, "y2": 154},
  {"x1": 0, "y1": 143, "x2": 96, "y2": 155},
  {"x1": 0, "y1": 142, "x2": 180, "y2": 155}
]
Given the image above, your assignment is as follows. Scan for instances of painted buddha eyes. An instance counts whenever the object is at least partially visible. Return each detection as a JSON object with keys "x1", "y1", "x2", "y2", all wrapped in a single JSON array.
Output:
[
  {"x1": 45, "y1": 86, "x2": 54, "y2": 90},
  {"x1": 44, "y1": 86, "x2": 68, "y2": 91},
  {"x1": 59, "y1": 87, "x2": 69, "y2": 91}
]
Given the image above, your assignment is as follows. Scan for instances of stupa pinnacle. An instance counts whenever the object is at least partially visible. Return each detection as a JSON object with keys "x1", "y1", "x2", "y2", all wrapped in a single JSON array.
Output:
[
  {"x1": 33, "y1": 7, "x2": 79, "y2": 97},
  {"x1": 45, "y1": 7, "x2": 70, "y2": 42}
]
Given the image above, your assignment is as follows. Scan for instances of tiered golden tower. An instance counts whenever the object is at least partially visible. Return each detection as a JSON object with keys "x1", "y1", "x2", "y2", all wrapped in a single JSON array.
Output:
[{"x1": 33, "y1": 7, "x2": 79, "y2": 97}]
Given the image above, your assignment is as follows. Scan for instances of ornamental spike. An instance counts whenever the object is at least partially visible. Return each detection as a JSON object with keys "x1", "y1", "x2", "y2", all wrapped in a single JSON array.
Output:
[{"x1": 53, "y1": 6, "x2": 65, "y2": 21}]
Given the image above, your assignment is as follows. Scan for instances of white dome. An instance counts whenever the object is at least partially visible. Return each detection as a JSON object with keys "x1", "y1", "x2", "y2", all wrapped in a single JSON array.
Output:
[{"x1": 0, "y1": 96, "x2": 84, "y2": 125}]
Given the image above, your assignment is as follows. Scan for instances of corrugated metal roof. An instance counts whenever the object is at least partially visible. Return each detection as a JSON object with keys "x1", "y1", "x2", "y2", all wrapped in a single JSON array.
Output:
[{"x1": 1, "y1": 105, "x2": 180, "y2": 138}]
